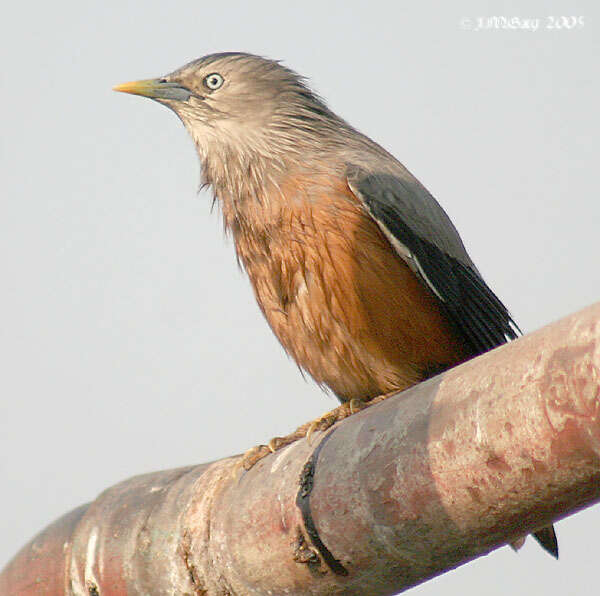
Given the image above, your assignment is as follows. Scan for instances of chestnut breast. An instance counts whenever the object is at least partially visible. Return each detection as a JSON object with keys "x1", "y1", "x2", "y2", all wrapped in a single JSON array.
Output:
[{"x1": 227, "y1": 173, "x2": 469, "y2": 401}]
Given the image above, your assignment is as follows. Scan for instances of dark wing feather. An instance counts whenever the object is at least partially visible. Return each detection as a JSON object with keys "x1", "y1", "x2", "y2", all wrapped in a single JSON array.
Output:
[{"x1": 347, "y1": 169, "x2": 519, "y2": 356}]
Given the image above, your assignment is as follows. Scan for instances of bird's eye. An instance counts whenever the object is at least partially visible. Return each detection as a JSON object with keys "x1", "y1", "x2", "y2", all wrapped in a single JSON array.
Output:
[{"x1": 203, "y1": 73, "x2": 224, "y2": 90}]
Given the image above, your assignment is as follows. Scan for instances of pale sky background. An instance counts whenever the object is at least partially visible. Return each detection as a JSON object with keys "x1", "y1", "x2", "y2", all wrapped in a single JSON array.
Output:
[{"x1": 1, "y1": 1, "x2": 598, "y2": 594}]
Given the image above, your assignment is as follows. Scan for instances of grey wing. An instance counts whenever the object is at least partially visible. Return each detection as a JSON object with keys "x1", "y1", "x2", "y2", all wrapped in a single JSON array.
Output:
[{"x1": 347, "y1": 167, "x2": 519, "y2": 355}]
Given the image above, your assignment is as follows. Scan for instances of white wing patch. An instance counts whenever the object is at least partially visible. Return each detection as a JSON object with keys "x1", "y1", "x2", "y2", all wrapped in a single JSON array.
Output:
[
  {"x1": 348, "y1": 175, "x2": 446, "y2": 302},
  {"x1": 374, "y1": 219, "x2": 445, "y2": 303}
]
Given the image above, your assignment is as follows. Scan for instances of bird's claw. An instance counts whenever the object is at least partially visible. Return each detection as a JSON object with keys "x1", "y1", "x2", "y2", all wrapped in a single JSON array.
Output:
[
  {"x1": 240, "y1": 395, "x2": 384, "y2": 470},
  {"x1": 240, "y1": 444, "x2": 272, "y2": 471}
]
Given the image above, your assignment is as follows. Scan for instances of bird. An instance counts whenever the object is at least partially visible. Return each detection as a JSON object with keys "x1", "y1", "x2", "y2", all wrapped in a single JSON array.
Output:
[{"x1": 114, "y1": 52, "x2": 557, "y2": 558}]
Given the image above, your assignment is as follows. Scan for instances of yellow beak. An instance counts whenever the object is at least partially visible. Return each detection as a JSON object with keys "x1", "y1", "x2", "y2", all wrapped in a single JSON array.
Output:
[{"x1": 113, "y1": 78, "x2": 194, "y2": 101}]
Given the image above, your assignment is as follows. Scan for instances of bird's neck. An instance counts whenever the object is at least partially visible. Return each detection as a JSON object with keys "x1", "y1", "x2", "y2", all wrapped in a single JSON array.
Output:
[
  {"x1": 200, "y1": 146, "x2": 284, "y2": 224},
  {"x1": 191, "y1": 116, "x2": 394, "y2": 236},
  {"x1": 198, "y1": 133, "x2": 346, "y2": 234}
]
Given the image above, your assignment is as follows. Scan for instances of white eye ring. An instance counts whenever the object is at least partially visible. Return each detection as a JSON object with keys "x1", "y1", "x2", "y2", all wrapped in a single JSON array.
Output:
[{"x1": 204, "y1": 73, "x2": 224, "y2": 90}]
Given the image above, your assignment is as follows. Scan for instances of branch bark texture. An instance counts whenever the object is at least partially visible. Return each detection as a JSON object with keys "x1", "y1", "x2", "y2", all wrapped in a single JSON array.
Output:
[{"x1": 2, "y1": 303, "x2": 600, "y2": 595}]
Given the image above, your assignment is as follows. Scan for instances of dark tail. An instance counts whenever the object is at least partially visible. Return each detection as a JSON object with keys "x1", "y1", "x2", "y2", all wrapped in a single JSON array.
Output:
[{"x1": 533, "y1": 525, "x2": 559, "y2": 559}]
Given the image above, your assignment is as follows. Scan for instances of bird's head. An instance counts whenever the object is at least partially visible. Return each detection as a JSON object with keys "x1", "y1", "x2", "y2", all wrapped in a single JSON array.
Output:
[{"x1": 114, "y1": 52, "x2": 340, "y2": 171}]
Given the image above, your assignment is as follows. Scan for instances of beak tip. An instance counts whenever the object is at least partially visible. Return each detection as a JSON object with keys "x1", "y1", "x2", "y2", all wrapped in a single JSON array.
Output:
[{"x1": 113, "y1": 81, "x2": 136, "y2": 94}]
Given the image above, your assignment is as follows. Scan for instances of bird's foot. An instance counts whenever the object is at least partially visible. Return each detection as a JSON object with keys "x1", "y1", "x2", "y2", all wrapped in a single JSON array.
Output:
[{"x1": 241, "y1": 395, "x2": 391, "y2": 470}]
